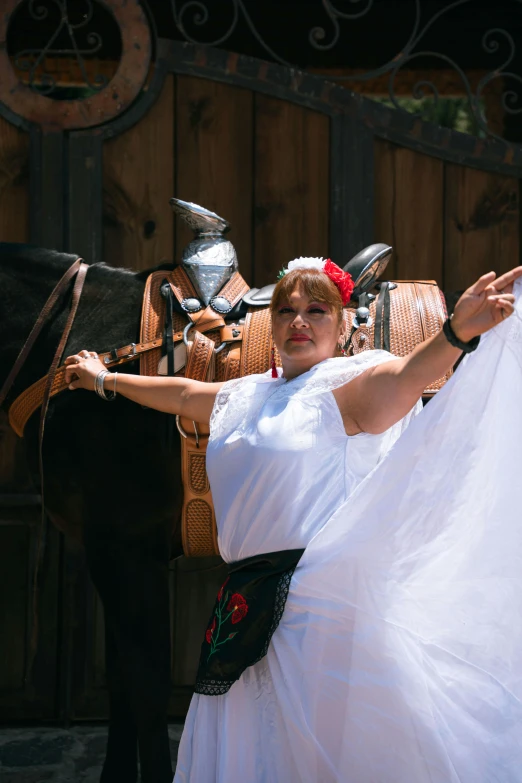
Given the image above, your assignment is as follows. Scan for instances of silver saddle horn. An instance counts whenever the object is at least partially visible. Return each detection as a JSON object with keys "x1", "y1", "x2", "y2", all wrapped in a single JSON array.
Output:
[{"x1": 170, "y1": 197, "x2": 238, "y2": 310}]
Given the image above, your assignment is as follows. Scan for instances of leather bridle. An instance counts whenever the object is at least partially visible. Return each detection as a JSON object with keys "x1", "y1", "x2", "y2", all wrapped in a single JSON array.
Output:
[
  {"x1": 0, "y1": 256, "x2": 88, "y2": 682},
  {"x1": 0, "y1": 258, "x2": 88, "y2": 410}
]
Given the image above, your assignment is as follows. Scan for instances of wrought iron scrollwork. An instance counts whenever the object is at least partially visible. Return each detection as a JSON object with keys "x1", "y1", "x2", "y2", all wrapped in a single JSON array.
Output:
[
  {"x1": 12, "y1": 0, "x2": 109, "y2": 97},
  {"x1": 170, "y1": 0, "x2": 522, "y2": 143}
]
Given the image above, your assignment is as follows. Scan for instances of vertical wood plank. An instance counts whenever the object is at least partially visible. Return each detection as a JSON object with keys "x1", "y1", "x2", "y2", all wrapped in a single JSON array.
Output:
[
  {"x1": 175, "y1": 76, "x2": 253, "y2": 278},
  {"x1": 169, "y1": 558, "x2": 226, "y2": 690},
  {"x1": 444, "y1": 164, "x2": 520, "y2": 291},
  {"x1": 0, "y1": 116, "x2": 29, "y2": 243},
  {"x1": 30, "y1": 130, "x2": 65, "y2": 250},
  {"x1": 374, "y1": 139, "x2": 444, "y2": 282},
  {"x1": 67, "y1": 133, "x2": 103, "y2": 262},
  {"x1": 330, "y1": 113, "x2": 374, "y2": 264},
  {"x1": 254, "y1": 96, "x2": 330, "y2": 287},
  {"x1": 103, "y1": 75, "x2": 175, "y2": 271}
]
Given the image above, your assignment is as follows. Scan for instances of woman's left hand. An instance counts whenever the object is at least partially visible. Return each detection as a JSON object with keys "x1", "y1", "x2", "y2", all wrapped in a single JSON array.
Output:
[{"x1": 451, "y1": 266, "x2": 522, "y2": 343}]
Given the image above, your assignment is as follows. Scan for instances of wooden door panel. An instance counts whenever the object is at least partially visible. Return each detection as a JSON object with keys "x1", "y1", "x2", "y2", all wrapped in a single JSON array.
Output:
[
  {"x1": 0, "y1": 117, "x2": 29, "y2": 243},
  {"x1": 168, "y1": 556, "x2": 227, "y2": 717},
  {"x1": 254, "y1": 96, "x2": 330, "y2": 287},
  {"x1": 374, "y1": 139, "x2": 444, "y2": 282},
  {"x1": 103, "y1": 75, "x2": 175, "y2": 272},
  {"x1": 444, "y1": 164, "x2": 520, "y2": 291},
  {"x1": 175, "y1": 76, "x2": 254, "y2": 279}
]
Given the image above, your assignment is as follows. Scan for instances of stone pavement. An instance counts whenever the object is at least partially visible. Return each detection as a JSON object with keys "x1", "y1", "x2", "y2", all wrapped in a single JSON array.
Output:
[{"x1": 0, "y1": 724, "x2": 183, "y2": 782}]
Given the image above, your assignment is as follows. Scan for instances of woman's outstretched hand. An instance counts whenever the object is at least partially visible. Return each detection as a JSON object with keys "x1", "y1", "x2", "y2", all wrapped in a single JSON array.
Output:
[
  {"x1": 451, "y1": 266, "x2": 522, "y2": 343},
  {"x1": 64, "y1": 350, "x2": 106, "y2": 390}
]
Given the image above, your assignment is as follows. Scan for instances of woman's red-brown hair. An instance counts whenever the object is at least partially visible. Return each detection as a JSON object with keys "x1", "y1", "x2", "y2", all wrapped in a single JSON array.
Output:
[{"x1": 270, "y1": 268, "x2": 344, "y2": 324}]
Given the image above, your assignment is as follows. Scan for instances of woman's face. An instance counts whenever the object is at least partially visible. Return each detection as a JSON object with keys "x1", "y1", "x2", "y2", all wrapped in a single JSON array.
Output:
[{"x1": 272, "y1": 285, "x2": 343, "y2": 378}]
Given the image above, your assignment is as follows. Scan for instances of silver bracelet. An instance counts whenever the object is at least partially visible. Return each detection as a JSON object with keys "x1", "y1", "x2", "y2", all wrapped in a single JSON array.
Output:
[{"x1": 94, "y1": 369, "x2": 116, "y2": 401}]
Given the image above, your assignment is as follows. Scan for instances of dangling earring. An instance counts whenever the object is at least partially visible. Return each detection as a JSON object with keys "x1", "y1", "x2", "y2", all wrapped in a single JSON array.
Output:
[{"x1": 271, "y1": 345, "x2": 278, "y2": 378}]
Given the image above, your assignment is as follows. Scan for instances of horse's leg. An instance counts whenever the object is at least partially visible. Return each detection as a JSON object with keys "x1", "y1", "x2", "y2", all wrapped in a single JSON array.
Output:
[
  {"x1": 101, "y1": 616, "x2": 139, "y2": 782},
  {"x1": 85, "y1": 519, "x2": 173, "y2": 783}
]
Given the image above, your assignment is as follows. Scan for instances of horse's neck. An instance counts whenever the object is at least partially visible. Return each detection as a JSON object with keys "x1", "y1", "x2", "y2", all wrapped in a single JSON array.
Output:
[{"x1": 0, "y1": 244, "x2": 145, "y2": 399}]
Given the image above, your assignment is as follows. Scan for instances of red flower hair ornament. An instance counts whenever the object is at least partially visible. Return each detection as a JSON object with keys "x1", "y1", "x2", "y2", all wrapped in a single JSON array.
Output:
[{"x1": 281, "y1": 257, "x2": 355, "y2": 306}]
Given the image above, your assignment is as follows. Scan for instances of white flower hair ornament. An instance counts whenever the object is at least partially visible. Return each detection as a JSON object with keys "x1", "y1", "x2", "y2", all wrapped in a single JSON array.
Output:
[{"x1": 278, "y1": 256, "x2": 355, "y2": 305}]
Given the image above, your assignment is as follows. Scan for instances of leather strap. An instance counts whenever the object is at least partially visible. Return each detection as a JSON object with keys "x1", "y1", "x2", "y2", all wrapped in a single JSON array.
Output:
[
  {"x1": 185, "y1": 330, "x2": 216, "y2": 382},
  {"x1": 374, "y1": 282, "x2": 391, "y2": 352},
  {"x1": 28, "y1": 259, "x2": 88, "y2": 684},
  {"x1": 178, "y1": 417, "x2": 218, "y2": 557},
  {"x1": 168, "y1": 267, "x2": 225, "y2": 330},
  {"x1": 169, "y1": 268, "x2": 249, "y2": 330},
  {"x1": 180, "y1": 330, "x2": 217, "y2": 556},
  {"x1": 224, "y1": 346, "x2": 241, "y2": 381},
  {"x1": 219, "y1": 324, "x2": 243, "y2": 344},
  {"x1": 240, "y1": 307, "x2": 273, "y2": 376},
  {"x1": 139, "y1": 269, "x2": 186, "y2": 377},
  {"x1": 0, "y1": 258, "x2": 85, "y2": 408},
  {"x1": 219, "y1": 271, "x2": 251, "y2": 309},
  {"x1": 9, "y1": 334, "x2": 171, "y2": 437},
  {"x1": 102, "y1": 335, "x2": 179, "y2": 366}
]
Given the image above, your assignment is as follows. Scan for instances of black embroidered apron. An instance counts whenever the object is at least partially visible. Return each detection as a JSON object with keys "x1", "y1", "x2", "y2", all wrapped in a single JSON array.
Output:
[{"x1": 194, "y1": 548, "x2": 305, "y2": 695}]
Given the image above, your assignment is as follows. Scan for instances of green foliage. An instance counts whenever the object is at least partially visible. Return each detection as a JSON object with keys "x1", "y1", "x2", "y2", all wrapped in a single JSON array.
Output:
[{"x1": 373, "y1": 96, "x2": 486, "y2": 138}]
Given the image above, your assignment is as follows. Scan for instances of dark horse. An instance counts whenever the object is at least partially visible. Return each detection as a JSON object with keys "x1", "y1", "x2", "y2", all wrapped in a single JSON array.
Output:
[
  {"x1": 0, "y1": 242, "x2": 460, "y2": 782},
  {"x1": 0, "y1": 243, "x2": 183, "y2": 783}
]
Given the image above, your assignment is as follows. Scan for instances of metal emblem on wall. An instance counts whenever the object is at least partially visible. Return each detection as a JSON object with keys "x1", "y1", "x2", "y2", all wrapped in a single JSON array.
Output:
[
  {"x1": 170, "y1": 0, "x2": 522, "y2": 144},
  {"x1": 0, "y1": 0, "x2": 152, "y2": 130}
]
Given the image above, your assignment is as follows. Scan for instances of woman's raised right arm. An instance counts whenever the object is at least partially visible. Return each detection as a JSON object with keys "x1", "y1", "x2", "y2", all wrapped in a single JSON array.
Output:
[{"x1": 64, "y1": 351, "x2": 222, "y2": 424}]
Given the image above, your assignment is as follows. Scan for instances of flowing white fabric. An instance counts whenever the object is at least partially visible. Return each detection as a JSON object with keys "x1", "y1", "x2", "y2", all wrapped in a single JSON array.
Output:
[{"x1": 174, "y1": 283, "x2": 522, "y2": 783}]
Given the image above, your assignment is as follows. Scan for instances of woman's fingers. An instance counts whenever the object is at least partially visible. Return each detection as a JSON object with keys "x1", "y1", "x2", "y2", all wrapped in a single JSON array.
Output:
[
  {"x1": 467, "y1": 267, "x2": 522, "y2": 298},
  {"x1": 496, "y1": 299, "x2": 515, "y2": 316},
  {"x1": 467, "y1": 271, "x2": 496, "y2": 295},
  {"x1": 487, "y1": 293, "x2": 515, "y2": 320},
  {"x1": 65, "y1": 351, "x2": 98, "y2": 365},
  {"x1": 487, "y1": 293, "x2": 515, "y2": 305},
  {"x1": 491, "y1": 266, "x2": 522, "y2": 293},
  {"x1": 64, "y1": 364, "x2": 81, "y2": 383},
  {"x1": 64, "y1": 350, "x2": 105, "y2": 391}
]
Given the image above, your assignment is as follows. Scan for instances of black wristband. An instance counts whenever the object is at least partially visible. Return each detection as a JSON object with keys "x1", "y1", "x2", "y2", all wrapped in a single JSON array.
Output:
[{"x1": 442, "y1": 318, "x2": 480, "y2": 353}]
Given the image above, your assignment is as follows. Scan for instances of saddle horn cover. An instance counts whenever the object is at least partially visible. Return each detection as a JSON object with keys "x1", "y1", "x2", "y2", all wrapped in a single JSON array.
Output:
[{"x1": 170, "y1": 198, "x2": 238, "y2": 306}]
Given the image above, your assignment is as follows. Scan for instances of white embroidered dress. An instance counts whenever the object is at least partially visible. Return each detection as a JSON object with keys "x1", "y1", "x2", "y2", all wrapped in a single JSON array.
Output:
[{"x1": 174, "y1": 283, "x2": 522, "y2": 783}]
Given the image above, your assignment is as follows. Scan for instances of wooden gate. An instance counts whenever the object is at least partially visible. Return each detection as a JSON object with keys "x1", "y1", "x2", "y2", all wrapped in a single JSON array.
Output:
[{"x1": 0, "y1": 2, "x2": 520, "y2": 721}]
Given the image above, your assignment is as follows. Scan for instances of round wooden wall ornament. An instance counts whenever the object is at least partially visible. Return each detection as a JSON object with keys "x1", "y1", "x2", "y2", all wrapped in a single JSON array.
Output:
[{"x1": 0, "y1": 0, "x2": 152, "y2": 130}]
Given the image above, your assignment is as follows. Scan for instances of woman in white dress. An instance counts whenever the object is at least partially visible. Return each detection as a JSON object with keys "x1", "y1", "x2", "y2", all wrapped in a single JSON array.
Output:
[{"x1": 66, "y1": 258, "x2": 522, "y2": 783}]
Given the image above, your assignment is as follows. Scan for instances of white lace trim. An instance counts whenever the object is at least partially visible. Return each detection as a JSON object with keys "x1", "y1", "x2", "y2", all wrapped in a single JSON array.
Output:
[
  {"x1": 209, "y1": 376, "x2": 246, "y2": 443},
  {"x1": 209, "y1": 352, "x2": 396, "y2": 443},
  {"x1": 273, "y1": 352, "x2": 396, "y2": 399}
]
